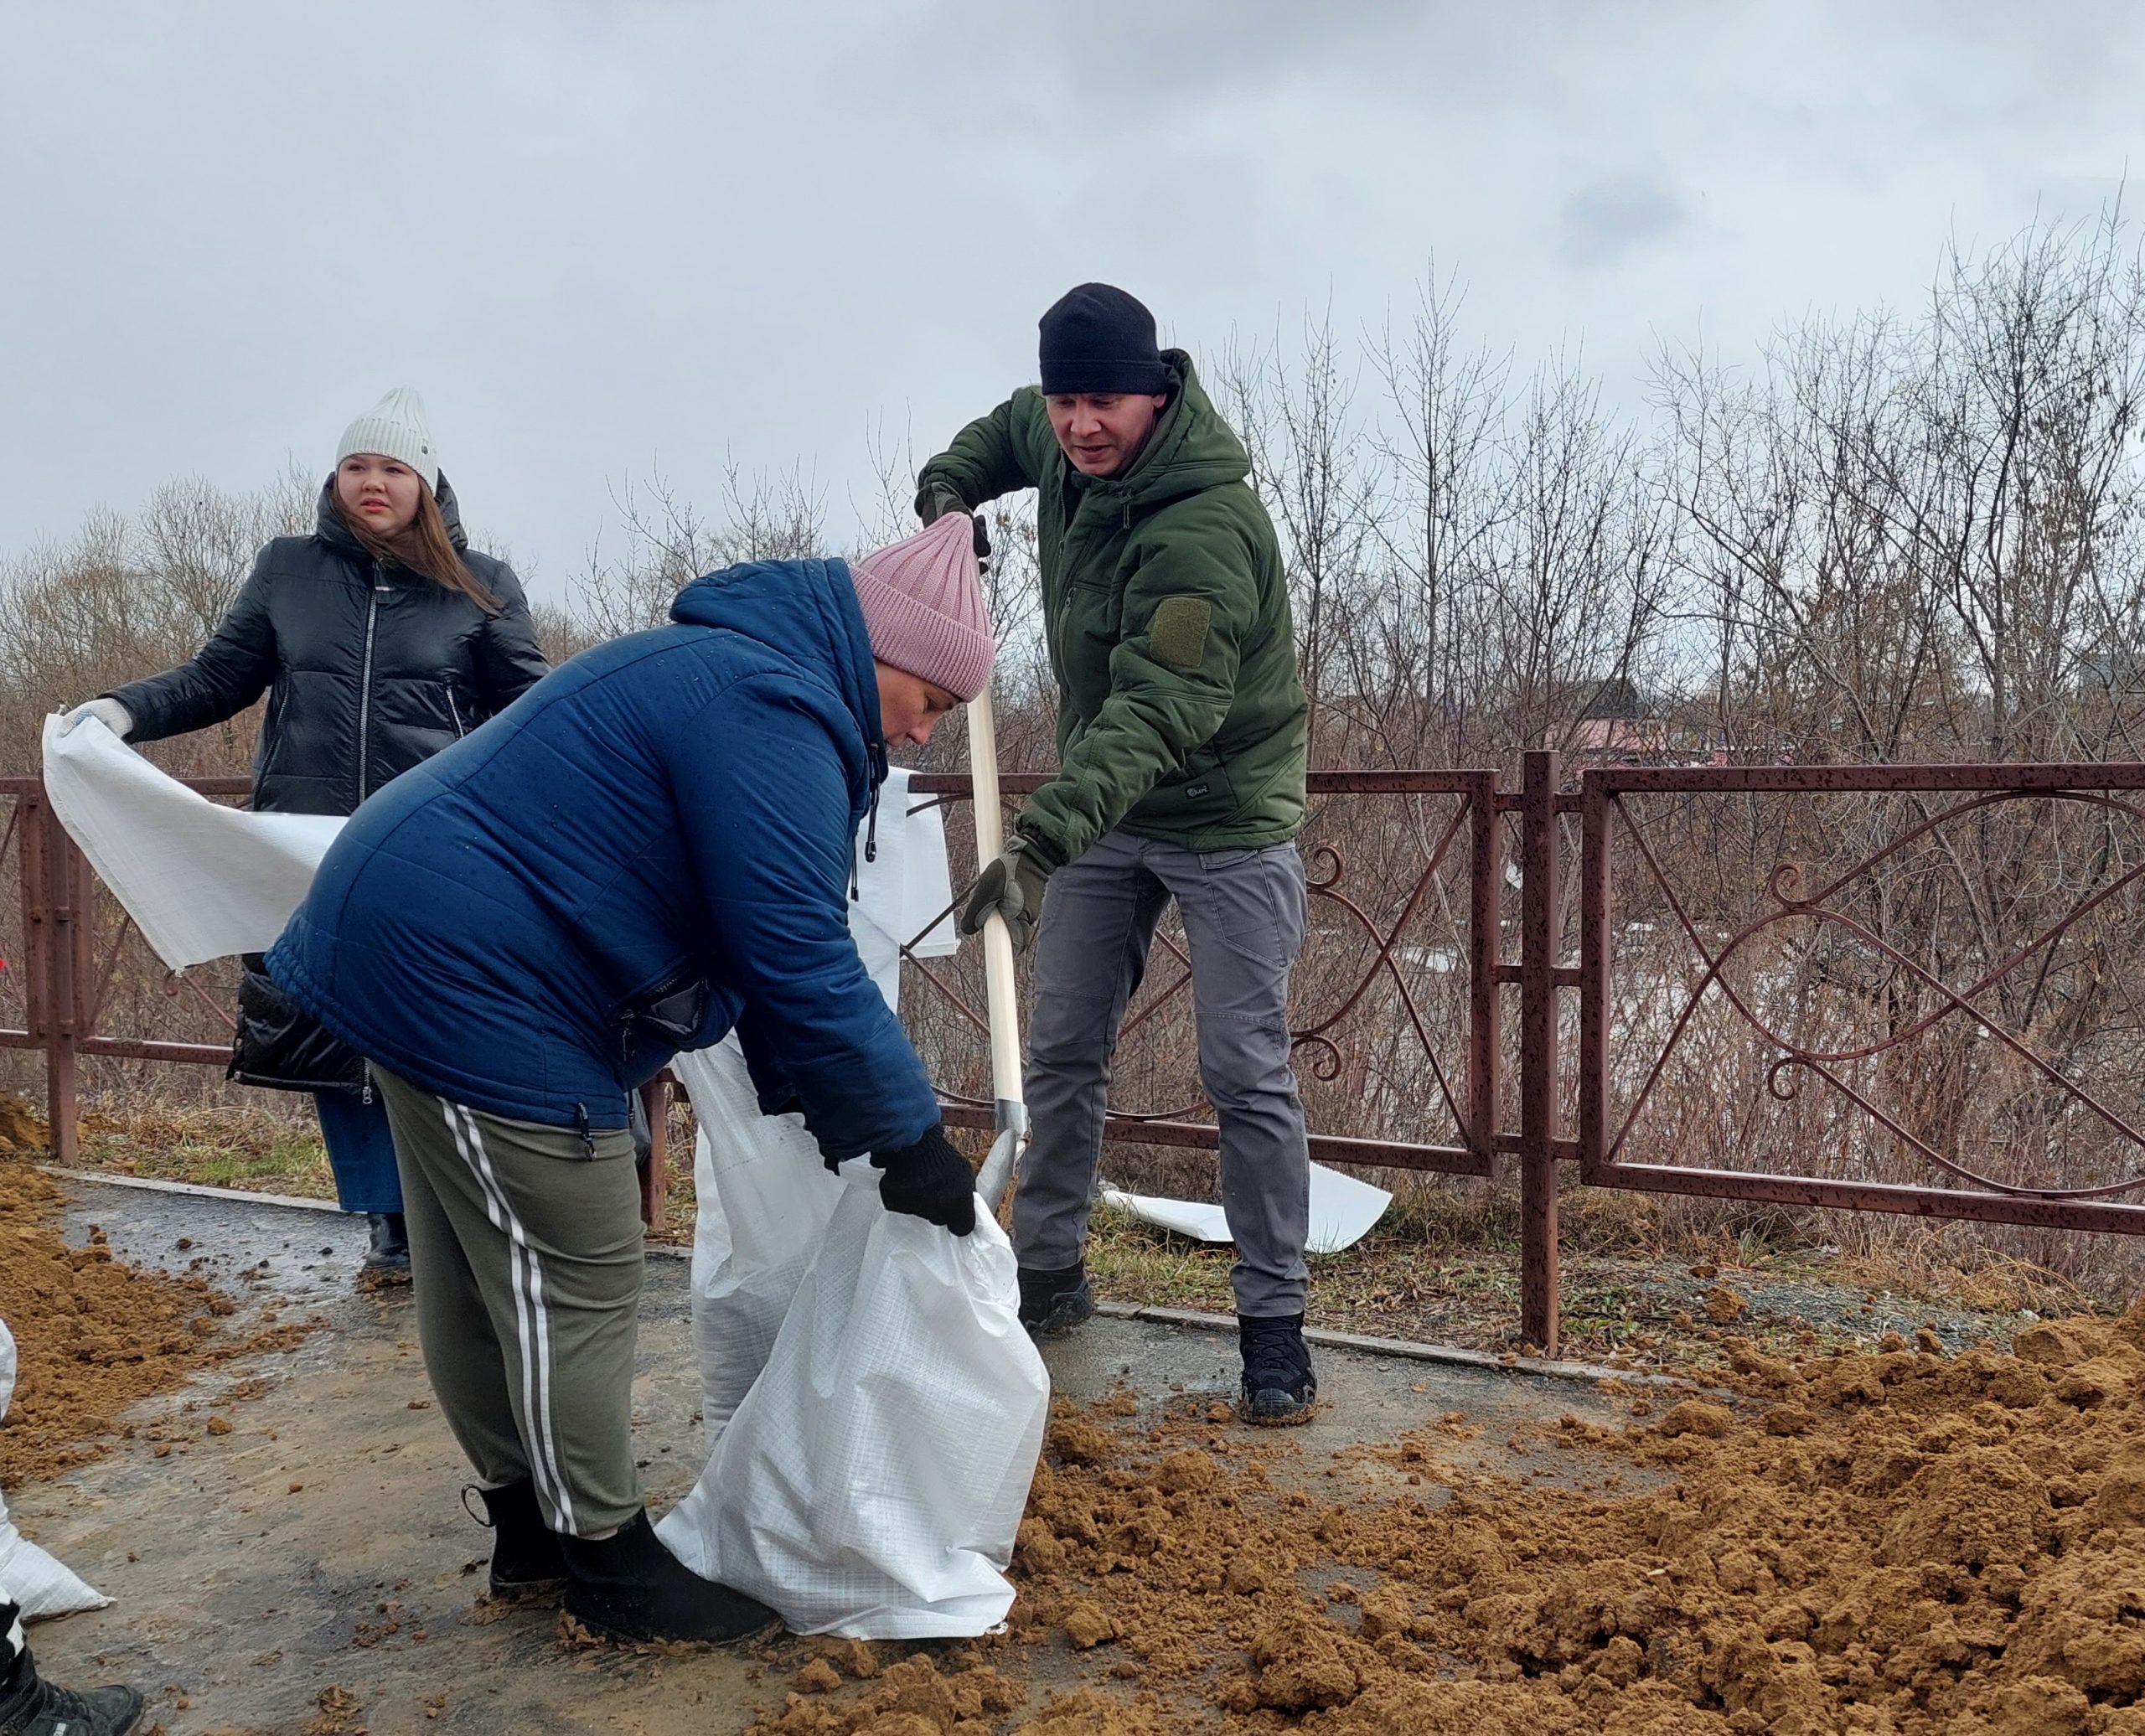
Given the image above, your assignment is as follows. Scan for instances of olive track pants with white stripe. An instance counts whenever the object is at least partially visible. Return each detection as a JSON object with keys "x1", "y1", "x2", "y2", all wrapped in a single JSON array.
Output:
[{"x1": 372, "y1": 1066, "x2": 645, "y2": 1537}]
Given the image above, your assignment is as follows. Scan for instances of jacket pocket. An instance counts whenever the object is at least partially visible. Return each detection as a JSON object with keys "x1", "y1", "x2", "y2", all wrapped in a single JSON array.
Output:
[
  {"x1": 1057, "y1": 577, "x2": 1123, "y2": 714},
  {"x1": 444, "y1": 684, "x2": 468, "y2": 739},
  {"x1": 1147, "y1": 746, "x2": 1238, "y2": 812},
  {"x1": 618, "y1": 974, "x2": 711, "y2": 1073},
  {"x1": 256, "y1": 681, "x2": 293, "y2": 778}
]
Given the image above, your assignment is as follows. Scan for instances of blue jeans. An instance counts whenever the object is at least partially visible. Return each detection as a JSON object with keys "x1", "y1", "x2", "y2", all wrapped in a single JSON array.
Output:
[{"x1": 314, "y1": 1088, "x2": 404, "y2": 1215}]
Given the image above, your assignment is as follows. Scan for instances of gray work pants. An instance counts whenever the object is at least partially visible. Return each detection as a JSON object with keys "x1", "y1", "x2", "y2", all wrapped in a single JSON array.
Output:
[
  {"x1": 372, "y1": 1066, "x2": 645, "y2": 1536},
  {"x1": 1014, "y1": 829, "x2": 1310, "y2": 1316}
]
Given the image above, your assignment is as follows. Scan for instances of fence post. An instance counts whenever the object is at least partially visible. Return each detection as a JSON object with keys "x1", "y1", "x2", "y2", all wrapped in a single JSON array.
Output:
[
  {"x1": 20, "y1": 790, "x2": 51, "y2": 1074},
  {"x1": 1518, "y1": 750, "x2": 1560, "y2": 1355},
  {"x1": 1578, "y1": 770, "x2": 1610, "y2": 1183},
  {"x1": 1466, "y1": 769, "x2": 1502, "y2": 1163},
  {"x1": 39, "y1": 796, "x2": 82, "y2": 1165}
]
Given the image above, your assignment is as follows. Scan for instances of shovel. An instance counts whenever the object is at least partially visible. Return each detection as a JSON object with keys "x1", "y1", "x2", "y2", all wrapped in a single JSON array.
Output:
[{"x1": 964, "y1": 535, "x2": 1028, "y2": 1213}]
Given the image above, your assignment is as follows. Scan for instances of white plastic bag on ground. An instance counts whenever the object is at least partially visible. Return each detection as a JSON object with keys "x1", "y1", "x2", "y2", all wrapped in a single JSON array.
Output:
[
  {"x1": 0, "y1": 1320, "x2": 108, "y2": 1619},
  {"x1": 657, "y1": 1173, "x2": 1047, "y2": 1637},
  {"x1": 1100, "y1": 1160, "x2": 1393, "y2": 1254}
]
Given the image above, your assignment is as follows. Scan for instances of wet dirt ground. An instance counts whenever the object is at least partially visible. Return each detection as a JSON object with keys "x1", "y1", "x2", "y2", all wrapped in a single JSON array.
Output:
[{"x1": 8, "y1": 1174, "x2": 1637, "y2": 1735}]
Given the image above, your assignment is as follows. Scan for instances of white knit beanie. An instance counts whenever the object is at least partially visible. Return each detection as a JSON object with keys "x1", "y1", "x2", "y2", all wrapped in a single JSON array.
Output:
[{"x1": 335, "y1": 386, "x2": 439, "y2": 492}]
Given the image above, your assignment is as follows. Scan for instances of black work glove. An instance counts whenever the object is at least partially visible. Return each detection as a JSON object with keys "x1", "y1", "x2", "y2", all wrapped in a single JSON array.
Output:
[
  {"x1": 871, "y1": 1124, "x2": 977, "y2": 1236},
  {"x1": 919, "y1": 491, "x2": 991, "y2": 562},
  {"x1": 958, "y1": 834, "x2": 1052, "y2": 954}
]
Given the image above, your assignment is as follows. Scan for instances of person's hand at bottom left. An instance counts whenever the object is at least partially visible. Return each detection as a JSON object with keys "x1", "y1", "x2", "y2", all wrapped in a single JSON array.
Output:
[{"x1": 871, "y1": 1124, "x2": 977, "y2": 1236}]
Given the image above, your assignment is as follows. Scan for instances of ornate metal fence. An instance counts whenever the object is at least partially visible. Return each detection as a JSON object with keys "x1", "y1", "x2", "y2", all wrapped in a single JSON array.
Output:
[
  {"x1": 9, "y1": 753, "x2": 2145, "y2": 1356},
  {"x1": 1577, "y1": 763, "x2": 2145, "y2": 1237}
]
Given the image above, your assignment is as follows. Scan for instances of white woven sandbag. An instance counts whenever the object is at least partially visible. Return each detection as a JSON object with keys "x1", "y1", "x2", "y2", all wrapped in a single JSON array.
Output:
[
  {"x1": 669, "y1": 1041, "x2": 844, "y2": 1442},
  {"x1": 0, "y1": 1320, "x2": 109, "y2": 1619},
  {"x1": 669, "y1": 762, "x2": 959, "y2": 1445},
  {"x1": 41, "y1": 713, "x2": 344, "y2": 969},
  {"x1": 657, "y1": 1172, "x2": 1048, "y2": 1638}
]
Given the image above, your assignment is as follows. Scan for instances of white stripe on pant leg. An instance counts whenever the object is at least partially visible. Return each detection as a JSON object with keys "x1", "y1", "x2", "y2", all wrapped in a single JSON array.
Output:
[
  {"x1": 464, "y1": 1106, "x2": 572, "y2": 1540},
  {"x1": 438, "y1": 1098, "x2": 550, "y2": 1519},
  {"x1": 440, "y1": 1098, "x2": 578, "y2": 1535},
  {"x1": 2, "y1": 1608, "x2": 24, "y2": 1671}
]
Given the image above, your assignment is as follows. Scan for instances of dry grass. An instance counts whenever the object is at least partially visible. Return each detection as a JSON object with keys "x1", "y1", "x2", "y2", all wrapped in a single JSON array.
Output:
[{"x1": 70, "y1": 1101, "x2": 338, "y2": 1201}]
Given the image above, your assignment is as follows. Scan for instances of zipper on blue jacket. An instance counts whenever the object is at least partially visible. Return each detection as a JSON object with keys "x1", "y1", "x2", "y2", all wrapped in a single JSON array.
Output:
[{"x1": 851, "y1": 744, "x2": 888, "y2": 899}]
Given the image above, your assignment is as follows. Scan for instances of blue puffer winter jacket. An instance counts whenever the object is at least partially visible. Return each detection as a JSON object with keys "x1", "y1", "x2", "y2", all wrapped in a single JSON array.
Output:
[{"x1": 265, "y1": 556, "x2": 941, "y2": 1160}]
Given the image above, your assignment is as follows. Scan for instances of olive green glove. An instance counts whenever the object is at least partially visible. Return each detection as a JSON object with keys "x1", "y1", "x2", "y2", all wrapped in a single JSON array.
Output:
[
  {"x1": 958, "y1": 834, "x2": 1052, "y2": 954},
  {"x1": 919, "y1": 491, "x2": 991, "y2": 562}
]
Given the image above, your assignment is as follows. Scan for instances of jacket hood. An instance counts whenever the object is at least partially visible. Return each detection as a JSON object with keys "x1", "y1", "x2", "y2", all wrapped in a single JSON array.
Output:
[
  {"x1": 1093, "y1": 349, "x2": 1253, "y2": 509},
  {"x1": 669, "y1": 557, "x2": 886, "y2": 779},
  {"x1": 315, "y1": 473, "x2": 471, "y2": 555}
]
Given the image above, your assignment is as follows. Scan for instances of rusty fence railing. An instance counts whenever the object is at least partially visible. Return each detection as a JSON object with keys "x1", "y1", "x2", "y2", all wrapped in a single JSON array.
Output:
[
  {"x1": 8, "y1": 753, "x2": 2145, "y2": 1356},
  {"x1": 1577, "y1": 762, "x2": 2145, "y2": 1239}
]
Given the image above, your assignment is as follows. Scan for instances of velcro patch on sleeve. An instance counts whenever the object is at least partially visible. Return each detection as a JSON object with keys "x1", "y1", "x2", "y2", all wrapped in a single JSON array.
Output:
[{"x1": 1150, "y1": 596, "x2": 1212, "y2": 669}]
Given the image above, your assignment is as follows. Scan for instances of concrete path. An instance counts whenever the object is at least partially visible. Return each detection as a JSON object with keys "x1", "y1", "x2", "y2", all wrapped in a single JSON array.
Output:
[{"x1": 12, "y1": 1175, "x2": 1632, "y2": 1734}]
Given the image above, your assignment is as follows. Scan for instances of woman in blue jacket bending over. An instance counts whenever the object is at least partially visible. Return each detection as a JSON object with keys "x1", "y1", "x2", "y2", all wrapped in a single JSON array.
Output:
[{"x1": 266, "y1": 514, "x2": 995, "y2": 1648}]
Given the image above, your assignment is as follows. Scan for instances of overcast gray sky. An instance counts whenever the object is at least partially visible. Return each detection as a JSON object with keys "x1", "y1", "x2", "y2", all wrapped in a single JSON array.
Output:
[{"x1": 3, "y1": 1, "x2": 2141, "y2": 599}]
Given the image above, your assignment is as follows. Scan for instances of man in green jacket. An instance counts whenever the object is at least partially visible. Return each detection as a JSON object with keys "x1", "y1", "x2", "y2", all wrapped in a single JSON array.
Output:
[{"x1": 927, "y1": 283, "x2": 1317, "y2": 1423}]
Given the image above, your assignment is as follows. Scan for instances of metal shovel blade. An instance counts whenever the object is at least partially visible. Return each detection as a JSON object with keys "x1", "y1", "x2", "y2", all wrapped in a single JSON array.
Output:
[{"x1": 976, "y1": 1099, "x2": 1029, "y2": 1213}]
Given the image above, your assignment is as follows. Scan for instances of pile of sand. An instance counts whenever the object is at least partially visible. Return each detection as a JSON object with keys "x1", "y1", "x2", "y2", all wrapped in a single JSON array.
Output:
[
  {"x1": 0, "y1": 1091, "x2": 49, "y2": 1159},
  {"x1": 752, "y1": 1305, "x2": 2145, "y2": 1735},
  {"x1": 0, "y1": 1106, "x2": 286, "y2": 1484}
]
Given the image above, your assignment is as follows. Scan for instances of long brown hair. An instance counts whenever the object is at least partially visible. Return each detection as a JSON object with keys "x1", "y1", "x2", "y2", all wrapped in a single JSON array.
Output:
[{"x1": 330, "y1": 475, "x2": 500, "y2": 616}]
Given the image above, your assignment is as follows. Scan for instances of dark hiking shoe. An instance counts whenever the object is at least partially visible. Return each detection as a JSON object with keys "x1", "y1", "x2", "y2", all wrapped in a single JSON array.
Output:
[
  {"x1": 0, "y1": 1648, "x2": 144, "y2": 1736},
  {"x1": 1017, "y1": 1262, "x2": 1095, "y2": 1339},
  {"x1": 1238, "y1": 1313, "x2": 1317, "y2": 1426},
  {"x1": 466, "y1": 1479, "x2": 567, "y2": 1599},
  {"x1": 362, "y1": 1212, "x2": 411, "y2": 1280},
  {"x1": 560, "y1": 1511, "x2": 781, "y2": 1647}
]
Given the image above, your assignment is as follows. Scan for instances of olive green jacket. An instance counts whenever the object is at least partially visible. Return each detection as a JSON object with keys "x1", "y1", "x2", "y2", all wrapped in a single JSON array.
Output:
[{"x1": 915, "y1": 352, "x2": 1307, "y2": 868}]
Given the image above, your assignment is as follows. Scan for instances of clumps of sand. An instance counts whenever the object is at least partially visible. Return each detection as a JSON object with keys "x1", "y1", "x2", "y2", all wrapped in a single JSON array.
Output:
[
  {"x1": 0, "y1": 1092, "x2": 52, "y2": 1158},
  {"x1": 1, "y1": 1127, "x2": 304, "y2": 1483},
  {"x1": 758, "y1": 1303, "x2": 2145, "y2": 1733},
  {"x1": 751, "y1": 1646, "x2": 1038, "y2": 1734}
]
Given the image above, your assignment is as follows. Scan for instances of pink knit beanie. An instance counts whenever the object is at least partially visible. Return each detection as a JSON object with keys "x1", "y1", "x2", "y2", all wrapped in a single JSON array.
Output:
[{"x1": 848, "y1": 514, "x2": 996, "y2": 701}]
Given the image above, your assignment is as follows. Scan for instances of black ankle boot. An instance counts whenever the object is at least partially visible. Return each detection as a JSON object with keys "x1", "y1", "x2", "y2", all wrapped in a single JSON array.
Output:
[
  {"x1": 0, "y1": 1646, "x2": 143, "y2": 1736},
  {"x1": 1238, "y1": 1312, "x2": 1318, "y2": 1425},
  {"x1": 467, "y1": 1479, "x2": 567, "y2": 1598},
  {"x1": 1016, "y1": 1261, "x2": 1095, "y2": 1338},
  {"x1": 363, "y1": 1212, "x2": 411, "y2": 1274},
  {"x1": 561, "y1": 1511, "x2": 780, "y2": 1646}
]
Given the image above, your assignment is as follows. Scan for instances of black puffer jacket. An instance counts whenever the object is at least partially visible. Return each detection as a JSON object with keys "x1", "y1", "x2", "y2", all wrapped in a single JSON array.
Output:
[{"x1": 110, "y1": 477, "x2": 550, "y2": 816}]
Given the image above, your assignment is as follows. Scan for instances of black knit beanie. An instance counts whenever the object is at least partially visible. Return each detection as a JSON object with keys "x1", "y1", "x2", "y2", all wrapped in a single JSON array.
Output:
[{"x1": 1038, "y1": 283, "x2": 1171, "y2": 396}]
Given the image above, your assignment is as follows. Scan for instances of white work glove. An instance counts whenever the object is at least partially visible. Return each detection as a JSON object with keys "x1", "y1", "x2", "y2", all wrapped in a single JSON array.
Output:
[{"x1": 59, "y1": 697, "x2": 134, "y2": 738}]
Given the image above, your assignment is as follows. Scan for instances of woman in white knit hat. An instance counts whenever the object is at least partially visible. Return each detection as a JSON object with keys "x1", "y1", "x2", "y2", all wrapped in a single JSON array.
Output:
[{"x1": 59, "y1": 389, "x2": 551, "y2": 1277}]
